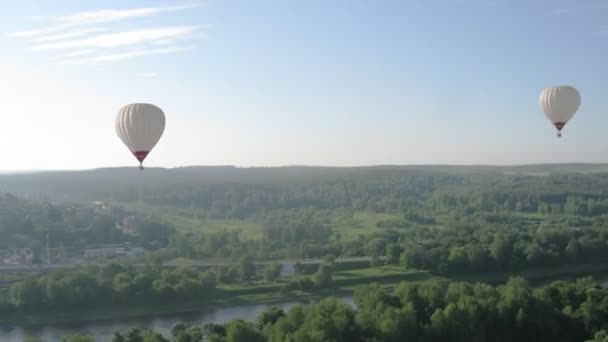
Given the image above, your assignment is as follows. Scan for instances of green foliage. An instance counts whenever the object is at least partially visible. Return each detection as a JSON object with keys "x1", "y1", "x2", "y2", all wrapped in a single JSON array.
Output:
[
  {"x1": 239, "y1": 255, "x2": 256, "y2": 281},
  {"x1": 587, "y1": 330, "x2": 608, "y2": 342},
  {"x1": 60, "y1": 335, "x2": 94, "y2": 342},
  {"x1": 0, "y1": 193, "x2": 172, "y2": 251},
  {"x1": 217, "y1": 266, "x2": 240, "y2": 284},
  {"x1": 87, "y1": 275, "x2": 608, "y2": 342},
  {"x1": 321, "y1": 255, "x2": 336, "y2": 269},
  {"x1": 396, "y1": 222, "x2": 608, "y2": 276},
  {"x1": 256, "y1": 306, "x2": 286, "y2": 332},
  {"x1": 5, "y1": 263, "x2": 216, "y2": 312},
  {"x1": 385, "y1": 243, "x2": 403, "y2": 265},
  {"x1": 263, "y1": 262, "x2": 282, "y2": 283},
  {"x1": 225, "y1": 320, "x2": 264, "y2": 342},
  {"x1": 112, "y1": 328, "x2": 170, "y2": 342},
  {"x1": 312, "y1": 264, "x2": 333, "y2": 288}
]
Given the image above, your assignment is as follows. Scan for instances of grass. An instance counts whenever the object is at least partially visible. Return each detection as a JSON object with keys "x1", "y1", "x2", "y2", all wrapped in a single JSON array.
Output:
[
  {"x1": 166, "y1": 210, "x2": 406, "y2": 241},
  {"x1": 165, "y1": 215, "x2": 264, "y2": 240},
  {"x1": 329, "y1": 211, "x2": 402, "y2": 239}
]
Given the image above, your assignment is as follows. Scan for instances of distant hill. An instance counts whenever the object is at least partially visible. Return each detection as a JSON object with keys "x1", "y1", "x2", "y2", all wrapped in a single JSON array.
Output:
[
  {"x1": 0, "y1": 170, "x2": 42, "y2": 175},
  {"x1": 1, "y1": 163, "x2": 608, "y2": 201}
]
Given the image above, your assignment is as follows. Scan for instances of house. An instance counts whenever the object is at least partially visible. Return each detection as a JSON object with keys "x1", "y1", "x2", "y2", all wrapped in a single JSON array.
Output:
[
  {"x1": 84, "y1": 244, "x2": 126, "y2": 259},
  {"x1": 0, "y1": 248, "x2": 34, "y2": 265},
  {"x1": 83, "y1": 243, "x2": 145, "y2": 259},
  {"x1": 119, "y1": 216, "x2": 143, "y2": 233}
]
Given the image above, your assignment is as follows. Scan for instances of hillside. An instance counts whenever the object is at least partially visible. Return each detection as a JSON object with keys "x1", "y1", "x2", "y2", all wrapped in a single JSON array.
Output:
[{"x1": 2, "y1": 163, "x2": 608, "y2": 199}]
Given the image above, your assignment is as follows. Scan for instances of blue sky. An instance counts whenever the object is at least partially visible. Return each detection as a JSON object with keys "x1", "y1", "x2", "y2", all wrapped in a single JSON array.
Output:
[{"x1": 0, "y1": 0, "x2": 607, "y2": 170}]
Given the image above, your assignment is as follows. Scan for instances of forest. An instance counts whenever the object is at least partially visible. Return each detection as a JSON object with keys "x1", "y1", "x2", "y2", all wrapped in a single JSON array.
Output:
[
  {"x1": 5, "y1": 166, "x2": 608, "y2": 340},
  {"x1": 39, "y1": 277, "x2": 608, "y2": 342}
]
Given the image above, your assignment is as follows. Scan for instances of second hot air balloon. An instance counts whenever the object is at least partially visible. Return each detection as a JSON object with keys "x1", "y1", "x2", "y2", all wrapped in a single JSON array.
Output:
[
  {"x1": 539, "y1": 85, "x2": 581, "y2": 138},
  {"x1": 116, "y1": 103, "x2": 166, "y2": 170}
]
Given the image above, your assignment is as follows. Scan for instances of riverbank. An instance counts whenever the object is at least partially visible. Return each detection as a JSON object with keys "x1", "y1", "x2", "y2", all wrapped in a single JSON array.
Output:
[{"x1": 4, "y1": 263, "x2": 608, "y2": 327}]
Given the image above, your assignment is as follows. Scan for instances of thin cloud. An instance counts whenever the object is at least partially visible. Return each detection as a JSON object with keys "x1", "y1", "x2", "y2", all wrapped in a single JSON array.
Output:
[
  {"x1": 31, "y1": 28, "x2": 106, "y2": 43},
  {"x1": 57, "y1": 4, "x2": 199, "y2": 26},
  {"x1": 60, "y1": 49, "x2": 97, "y2": 58},
  {"x1": 8, "y1": 3, "x2": 203, "y2": 65},
  {"x1": 31, "y1": 26, "x2": 197, "y2": 51},
  {"x1": 7, "y1": 27, "x2": 62, "y2": 38},
  {"x1": 75, "y1": 46, "x2": 192, "y2": 64},
  {"x1": 24, "y1": 15, "x2": 47, "y2": 21},
  {"x1": 6, "y1": 2, "x2": 200, "y2": 38}
]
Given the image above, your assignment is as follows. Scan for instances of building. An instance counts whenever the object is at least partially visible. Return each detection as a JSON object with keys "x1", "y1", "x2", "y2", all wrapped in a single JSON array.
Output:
[
  {"x1": 0, "y1": 248, "x2": 34, "y2": 265},
  {"x1": 119, "y1": 216, "x2": 143, "y2": 233},
  {"x1": 83, "y1": 243, "x2": 145, "y2": 260}
]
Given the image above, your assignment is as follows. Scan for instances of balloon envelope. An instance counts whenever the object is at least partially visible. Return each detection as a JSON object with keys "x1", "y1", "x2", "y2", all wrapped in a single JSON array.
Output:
[
  {"x1": 539, "y1": 85, "x2": 581, "y2": 137},
  {"x1": 116, "y1": 103, "x2": 165, "y2": 168}
]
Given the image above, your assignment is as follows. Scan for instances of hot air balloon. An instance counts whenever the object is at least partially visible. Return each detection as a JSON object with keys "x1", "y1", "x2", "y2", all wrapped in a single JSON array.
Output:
[
  {"x1": 116, "y1": 103, "x2": 165, "y2": 170},
  {"x1": 539, "y1": 85, "x2": 581, "y2": 138}
]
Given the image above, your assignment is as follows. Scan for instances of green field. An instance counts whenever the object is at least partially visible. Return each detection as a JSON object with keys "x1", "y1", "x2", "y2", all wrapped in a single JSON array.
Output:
[
  {"x1": 164, "y1": 215, "x2": 264, "y2": 240},
  {"x1": 164, "y1": 210, "x2": 408, "y2": 241},
  {"x1": 328, "y1": 211, "x2": 402, "y2": 239}
]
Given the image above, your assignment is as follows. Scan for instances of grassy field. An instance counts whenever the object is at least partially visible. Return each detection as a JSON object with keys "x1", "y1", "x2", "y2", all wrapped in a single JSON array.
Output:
[
  {"x1": 329, "y1": 211, "x2": 402, "y2": 239},
  {"x1": 165, "y1": 210, "x2": 407, "y2": 241},
  {"x1": 164, "y1": 215, "x2": 265, "y2": 240},
  {"x1": 137, "y1": 206, "x2": 573, "y2": 244}
]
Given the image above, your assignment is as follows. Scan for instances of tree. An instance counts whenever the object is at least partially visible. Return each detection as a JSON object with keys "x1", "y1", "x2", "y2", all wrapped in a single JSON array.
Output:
[
  {"x1": 217, "y1": 266, "x2": 239, "y2": 284},
  {"x1": 354, "y1": 283, "x2": 393, "y2": 333},
  {"x1": 60, "y1": 335, "x2": 95, "y2": 342},
  {"x1": 263, "y1": 262, "x2": 282, "y2": 283},
  {"x1": 256, "y1": 306, "x2": 286, "y2": 331},
  {"x1": 489, "y1": 234, "x2": 513, "y2": 268},
  {"x1": 321, "y1": 255, "x2": 336, "y2": 269},
  {"x1": 312, "y1": 264, "x2": 332, "y2": 288},
  {"x1": 225, "y1": 320, "x2": 264, "y2": 342},
  {"x1": 587, "y1": 330, "x2": 608, "y2": 342},
  {"x1": 143, "y1": 330, "x2": 169, "y2": 342},
  {"x1": 172, "y1": 323, "x2": 187, "y2": 337},
  {"x1": 239, "y1": 256, "x2": 256, "y2": 281},
  {"x1": 293, "y1": 297, "x2": 359, "y2": 342},
  {"x1": 9, "y1": 279, "x2": 42, "y2": 308},
  {"x1": 385, "y1": 243, "x2": 403, "y2": 265}
]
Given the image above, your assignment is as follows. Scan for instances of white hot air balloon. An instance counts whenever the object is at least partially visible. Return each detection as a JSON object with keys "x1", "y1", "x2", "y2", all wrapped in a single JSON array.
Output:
[
  {"x1": 116, "y1": 103, "x2": 166, "y2": 170},
  {"x1": 539, "y1": 85, "x2": 581, "y2": 138}
]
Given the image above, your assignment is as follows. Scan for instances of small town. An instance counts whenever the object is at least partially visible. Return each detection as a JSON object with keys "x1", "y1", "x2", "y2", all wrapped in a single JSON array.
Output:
[{"x1": 0, "y1": 243, "x2": 145, "y2": 266}]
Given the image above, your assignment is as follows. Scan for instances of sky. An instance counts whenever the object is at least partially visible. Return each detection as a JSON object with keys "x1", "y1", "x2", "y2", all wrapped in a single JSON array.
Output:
[{"x1": 0, "y1": 0, "x2": 607, "y2": 170}]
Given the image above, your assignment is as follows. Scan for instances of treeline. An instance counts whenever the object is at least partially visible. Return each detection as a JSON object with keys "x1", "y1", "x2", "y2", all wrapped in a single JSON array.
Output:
[
  {"x1": 393, "y1": 221, "x2": 608, "y2": 275},
  {"x1": 53, "y1": 277, "x2": 608, "y2": 342},
  {"x1": 0, "y1": 263, "x2": 215, "y2": 313},
  {"x1": 119, "y1": 172, "x2": 608, "y2": 219},
  {"x1": 0, "y1": 257, "x2": 293, "y2": 314},
  {"x1": 7, "y1": 167, "x2": 608, "y2": 220}
]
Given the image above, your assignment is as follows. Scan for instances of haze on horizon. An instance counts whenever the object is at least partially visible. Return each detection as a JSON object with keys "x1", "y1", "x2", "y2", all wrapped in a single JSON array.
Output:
[{"x1": 1, "y1": 0, "x2": 607, "y2": 171}]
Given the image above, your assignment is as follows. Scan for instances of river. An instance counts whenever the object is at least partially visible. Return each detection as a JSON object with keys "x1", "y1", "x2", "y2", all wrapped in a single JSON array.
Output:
[{"x1": 0, "y1": 296, "x2": 355, "y2": 342}]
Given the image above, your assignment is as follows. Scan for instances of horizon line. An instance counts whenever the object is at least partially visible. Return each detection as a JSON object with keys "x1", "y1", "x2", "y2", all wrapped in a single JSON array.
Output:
[{"x1": 1, "y1": 162, "x2": 607, "y2": 174}]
